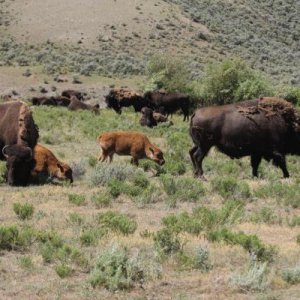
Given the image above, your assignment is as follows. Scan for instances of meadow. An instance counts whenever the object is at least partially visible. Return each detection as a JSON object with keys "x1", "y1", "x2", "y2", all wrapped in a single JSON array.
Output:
[{"x1": 0, "y1": 104, "x2": 300, "y2": 299}]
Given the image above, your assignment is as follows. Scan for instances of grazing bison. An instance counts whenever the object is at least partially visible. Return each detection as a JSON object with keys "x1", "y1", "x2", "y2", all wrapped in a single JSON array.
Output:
[
  {"x1": 105, "y1": 88, "x2": 146, "y2": 114},
  {"x1": 0, "y1": 101, "x2": 39, "y2": 185},
  {"x1": 144, "y1": 90, "x2": 190, "y2": 121},
  {"x1": 31, "y1": 144, "x2": 73, "y2": 183},
  {"x1": 61, "y1": 90, "x2": 84, "y2": 101},
  {"x1": 153, "y1": 111, "x2": 168, "y2": 123},
  {"x1": 68, "y1": 96, "x2": 100, "y2": 114},
  {"x1": 97, "y1": 131, "x2": 165, "y2": 166},
  {"x1": 140, "y1": 107, "x2": 157, "y2": 128},
  {"x1": 189, "y1": 97, "x2": 300, "y2": 179}
]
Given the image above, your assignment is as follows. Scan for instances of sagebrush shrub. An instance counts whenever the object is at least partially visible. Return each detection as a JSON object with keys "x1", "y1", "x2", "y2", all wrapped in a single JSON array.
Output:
[{"x1": 13, "y1": 203, "x2": 34, "y2": 220}]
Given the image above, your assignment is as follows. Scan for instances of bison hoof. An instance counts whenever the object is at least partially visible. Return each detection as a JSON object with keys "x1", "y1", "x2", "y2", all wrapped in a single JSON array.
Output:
[{"x1": 194, "y1": 173, "x2": 207, "y2": 181}]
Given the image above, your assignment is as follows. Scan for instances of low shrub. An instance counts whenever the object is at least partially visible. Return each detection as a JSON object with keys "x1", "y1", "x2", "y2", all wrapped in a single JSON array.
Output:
[
  {"x1": 13, "y1": 203, "x2": 34, "y2": 220},
  {"x1": 153, "y1": 228, "x2": 181, "y2": 255},
  {"x1": 67, "y1": 213, "x2": 85, "y2": 226},
  {"x1": 107, "y1": 178, "x2": 123, "y2": 198},
  {"x1": 89, "y1": 243, "x2": 161, "y2": 290},
  {"x1": 80, "y1": 228, "x2": 106, "y2": 246},
  {"x1": 18, "y1": 255, "x2": 34, "y2": 269},
  {"x1": 229, "y1": 262, "x2": 269, "y2": 292},
  {"x1": 55, "y1": 264, "x2": 73, "y2": 278},
  {"x1": 211, "y1": 176, "x2": 251, "y2": 200},
  {"x1": 282, "y1": 265, "x2": 300, "y2": 284},
  {"x1": 91, "y1": 191, "x2": 112, "y2": 208},
  {"x1": 68, "y1": 194, "x2": 85, "y2": 206},
  {"x1": 97, "y1": 211, "x2": 137, "y2": 235},
  {"x1": 70, "y1": 159, "x2": 86, "y2": 179},
  {"x1": 207, "y1": 229, "x2": 276, "y2": 262},
  {"x1": 90, "y1": 163, "x2": 140, "y2": 186},
  {"x1": 250, "y1": 207, "x2": 280, "y2": 225}
]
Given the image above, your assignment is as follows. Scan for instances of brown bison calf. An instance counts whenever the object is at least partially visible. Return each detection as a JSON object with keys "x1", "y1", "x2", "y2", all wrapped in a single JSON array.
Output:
[
  {"x1": 31, "y1": 144, "x2": 73, "y2": 183},
  {"x1": 97, "y1": 131, "x2": 165, "y2": 166}
]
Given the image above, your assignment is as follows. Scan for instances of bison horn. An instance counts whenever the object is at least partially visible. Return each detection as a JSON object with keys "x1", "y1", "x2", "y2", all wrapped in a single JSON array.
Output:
[{"x1": 2, "y1": 145, "x2": 10, "y2": 158}]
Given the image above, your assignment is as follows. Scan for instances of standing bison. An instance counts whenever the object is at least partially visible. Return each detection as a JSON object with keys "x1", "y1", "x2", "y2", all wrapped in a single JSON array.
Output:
[
  {"x1": 105, "y1": 88, "x2": 147, "y2": 114},
  {"x1": 97, "y1": 131, "x2": 165, "y2": 166},
  {"x1": 189, "y1": 97, "x2": 300, "y2": 179},
  {"x1": 144, "y1": 91, "x2": 190, "y2": 121},
  {"x1": 0, "y1": 101, "x2": 39, "y2": 185}
]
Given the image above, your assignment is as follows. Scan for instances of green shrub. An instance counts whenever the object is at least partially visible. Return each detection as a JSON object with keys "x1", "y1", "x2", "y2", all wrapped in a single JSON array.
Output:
[
  {"x1": 90, "y1": 163, "x2": 140, "y2": 186},
  {"x1": 55, "y1": 264, "x2": 73, "y2": 278},
  {"x1": 88, "y1": 156, "x2": 98, "y2": 167},
  {"x1": 200, "y1": 58, "x2": 272, "y2": 105},
  {"x1": 107, "y1": 178, "x2": 123, "y2": 198},
  {"x1": 144, "y1": 53, "x2": 190, "y2": 93},
  {"x1": 13, "y1": 203, "x2": 34, "y2": 220},
  {"x1": 0, "y1": 225, "x2": 35, "y2": 251},
  {"x1": 89, "y1": 243, "x2": 161, "y2": 291},
  {"x1": 153, "y1": 228, "x2": 181, "y2": 255},
  {"x1": 80, "y1": 228, "x2": 106, "y2": 246},
  {"x1": 68, "y1": 194, "x2": 85, "y2": 206},
  {"x1": 18, "y1": 256, "x2": 34, "y2": 269},
  {"x1": 133, "y1": 174, "x2": 149, "y2": 189},
  {"x1": 275, "y1": 85, "x2": 300, "y2": 105},
  {"x1": 91, "y1": 191, "x2": 112, "y2": 208},
  {"x1": 282, "y1": 265, "x2": 300, "y2": 284},
  {"x1": 250, "y1": 207, "x2": 280, "y2": 225},
  {"x1": 97, "y1": 211, "x2": 137, "y2": 235},
  {"x1": 229, "y1": 262, "x2": 269, "y2": 292},
  {"x1": 207, "y1": 229, "x2": 276, "y2": 262},
  {"x1": 211, "y1": 176, "x2": 251, "y2": 200}
]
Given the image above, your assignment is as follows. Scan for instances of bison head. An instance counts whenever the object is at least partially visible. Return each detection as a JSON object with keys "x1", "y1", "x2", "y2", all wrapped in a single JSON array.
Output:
[
  {"x1": 54, "y1": 163, "x2": 73, "y2": 183},
  {"x1": 148, "y1": 147, "x2": 165, "y2": 166},
  {"x1": 105, "y1": 94, "x2": 122, "y2": 114},
  {"x1": 2, "y1": 144, "x2": 35, "y2": 186}
]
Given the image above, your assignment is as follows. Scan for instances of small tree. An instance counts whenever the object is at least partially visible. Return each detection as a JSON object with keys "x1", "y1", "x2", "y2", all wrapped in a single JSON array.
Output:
[
  {"x1": 201, "y1": 58, "x2": 273, "y2": 105},
  {"x1": 144, "y1": 53, "x2": 190, "y2": 93}
]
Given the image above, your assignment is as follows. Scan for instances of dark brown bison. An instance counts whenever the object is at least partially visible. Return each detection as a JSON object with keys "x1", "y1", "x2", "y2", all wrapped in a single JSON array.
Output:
[
  {"x1": 0, "y1": 101, "x2": 39, "y2": 185},
  {"x1": 97, "y1": 131, "x2": 165, "y2": 166},
  {"x1": 144, "y1": 90, "x2": 190, "y2": 121},
  {"x1": 31, "y1": 96, "x2": 70, "y2": 107},
  {"x1": 31, "y1": 144, "x2": 73, "y2": 183},
  {"x1": 139, "y1": 107, "x2": 157, "y2": 128},
  {"x1": 105, "y1": 88, "x2": 147, "y2": 114},
  {"x1": 68, "y1": 96, "x2": 100, "y2": 113},
  {"x1": 61, "y1": 90, "x2": 84, "y2": 101},
  {"x1": 189, "y1": 97, "x2": 300, "y2": 179}
]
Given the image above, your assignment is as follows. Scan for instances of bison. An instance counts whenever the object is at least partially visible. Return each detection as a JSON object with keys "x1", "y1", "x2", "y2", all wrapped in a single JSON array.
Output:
[
  {"x1": 31, "y1": 144, "x2": 73, "y2": 183},
  {"x1": 61, "y1": 90, "x2": 84, "y2": 101},
  {"x1": 105, "y1": 88, "x2": 147, "y2": 114},
  {"x1": 140, "y1": 107, "x2": 157, "y2": 128},
  {"x1": 189, "y1": 97, "x2": 300, "y2": 179},
  {"x1": 97, "y1": 131, "x2": 165, "y2": 166},
  {"x1": 68, "y1": 96, "x2": 100, "y2": 114},
  {"x1": 0, "y1": 101, "x2": 39, "y2": 185},
  {"x1": 31, "y1": 96, "x2": 71, "y2": 107},
  {"x1": 144, "y1": 90, "x2": 190, "y2": 121}
]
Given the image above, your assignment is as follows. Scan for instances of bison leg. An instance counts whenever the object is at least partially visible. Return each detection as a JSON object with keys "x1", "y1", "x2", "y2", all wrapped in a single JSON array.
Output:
[
  {"x1": 189, "y1": 146, "x2": 198, "y2": 169},
  {"x1": 130, "y1": 157, "x2": 139, "y2": 166},
  {"x1": 251, "y1": 155, "x2": 262, "y2": 177},
  {"x1": 191, "y1": 145, "x2": 210, "y2": 179},
  {"x1": 272, "y1": 154, "x2": 289, "y2": 178}
]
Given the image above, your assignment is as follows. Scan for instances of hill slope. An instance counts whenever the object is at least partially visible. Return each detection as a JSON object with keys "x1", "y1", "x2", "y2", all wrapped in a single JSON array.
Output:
[{"x1": 0, "y1": 0, "x2": 299, "y2": 84}]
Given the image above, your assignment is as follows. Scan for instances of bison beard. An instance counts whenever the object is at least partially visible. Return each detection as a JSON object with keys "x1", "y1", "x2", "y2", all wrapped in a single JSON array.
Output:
[{"x1": 189, "y1": 97, "x2": 300, "y2": 179}]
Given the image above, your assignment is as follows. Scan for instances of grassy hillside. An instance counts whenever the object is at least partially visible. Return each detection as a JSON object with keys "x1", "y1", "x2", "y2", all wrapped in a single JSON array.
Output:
[
  {"x1": 1, "y1": 0, "x2": 299, "y2": 84},
  {"x1": 0, "y1": 106, "x2": 300, "y2": 299}
]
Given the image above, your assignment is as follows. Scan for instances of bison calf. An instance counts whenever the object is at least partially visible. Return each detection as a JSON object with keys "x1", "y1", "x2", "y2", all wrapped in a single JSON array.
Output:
[
  {"x1": 31, "y1": 144, "x2": 73, "y2": 183},
  {"x1": 97, "y1": 131, "x2": 165, "y2": 166}
]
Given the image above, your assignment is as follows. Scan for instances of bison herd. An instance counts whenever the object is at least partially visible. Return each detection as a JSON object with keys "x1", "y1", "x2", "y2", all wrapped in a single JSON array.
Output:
[{"x1": 1, "y1": 90, "x2": 300, "y2": 186}]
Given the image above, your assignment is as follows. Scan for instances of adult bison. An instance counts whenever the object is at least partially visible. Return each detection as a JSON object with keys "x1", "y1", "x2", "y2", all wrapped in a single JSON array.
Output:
[
  {"x1": 0, "y1": 101, "x2": 39, "y2": 185},
  {"x1": 189, "y1": 97, "x2": 300, "y2": 179},
  {"x1": 105, "y1": 88, "x2": 146, "y2": 114},
  {"x1": 61, "y1": 90, "x2": 84, "y2": 101},
  {"x1": 144, "y1": 91, "x2": 190, "y2": 121}
]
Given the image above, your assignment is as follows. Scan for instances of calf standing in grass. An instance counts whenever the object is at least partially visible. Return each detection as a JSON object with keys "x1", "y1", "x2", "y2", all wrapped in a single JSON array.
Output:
[
  {"x1": 97, "y1": 131, "x2": 165, "y2": 166},
  {"x1": 31, "y1": 144, "x2": 73, "y2": 183}
]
